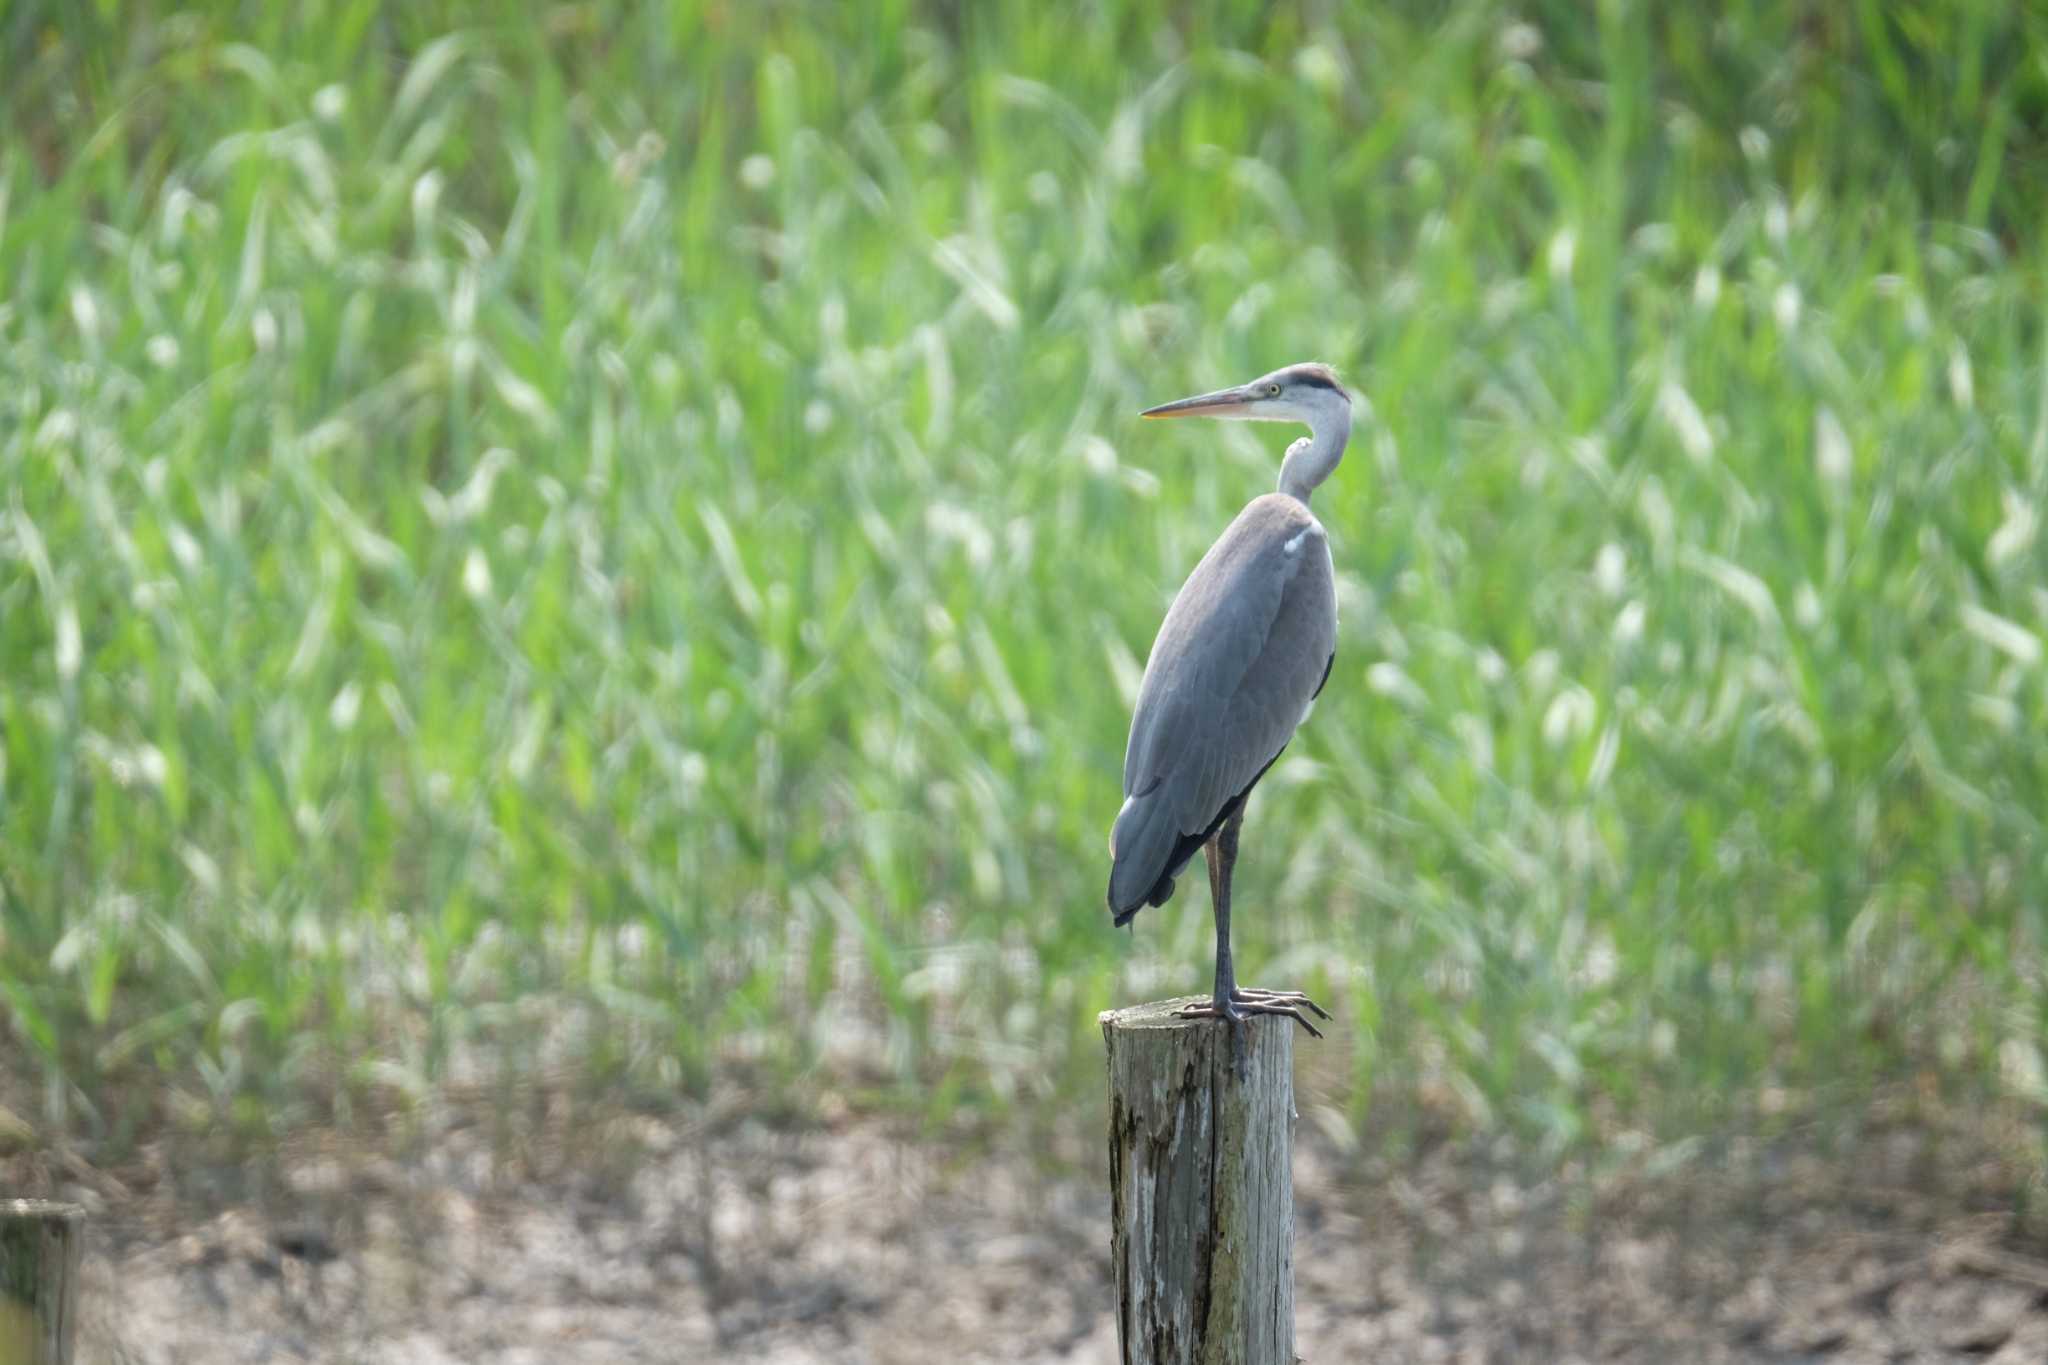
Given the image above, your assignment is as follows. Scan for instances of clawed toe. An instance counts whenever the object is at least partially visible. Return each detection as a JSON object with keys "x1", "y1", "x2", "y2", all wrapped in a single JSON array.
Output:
[
  {"x1": 1231, "y1": 987, "x2": 1331, "y2": 1021},
  {"x1": 1175, "y1": 990, "x2": 1328, "y2": 1040},
  {"x1": 1246, "y1": 1002, "x2": 1323, "y2": 1039}
]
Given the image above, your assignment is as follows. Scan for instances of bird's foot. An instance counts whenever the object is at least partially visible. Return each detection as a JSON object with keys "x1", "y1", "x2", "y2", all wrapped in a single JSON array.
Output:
[
  {"x1": 1230, "y1": 986, "x2": 1330, "y2": 1016},
  {"x1": 1176, "y1": 988, "x2": 1329, "y2": 1040}
]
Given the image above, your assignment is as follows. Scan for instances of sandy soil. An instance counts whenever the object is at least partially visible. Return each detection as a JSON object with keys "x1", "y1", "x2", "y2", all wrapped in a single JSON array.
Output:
[{"x1": 13, "y1": 1083, "x2": 2048, "y2": 1364}]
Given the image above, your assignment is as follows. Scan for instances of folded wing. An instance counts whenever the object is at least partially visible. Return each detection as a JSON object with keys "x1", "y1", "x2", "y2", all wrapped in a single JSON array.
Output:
[{"x1": 1108, "y1": 495, "x2": 1336, "y2": 919}]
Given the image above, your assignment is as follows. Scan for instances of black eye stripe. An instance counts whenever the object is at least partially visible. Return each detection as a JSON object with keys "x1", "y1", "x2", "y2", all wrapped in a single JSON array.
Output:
[{"x1": 1293, "y1": 372, "x2": 1340, "y2": 392}]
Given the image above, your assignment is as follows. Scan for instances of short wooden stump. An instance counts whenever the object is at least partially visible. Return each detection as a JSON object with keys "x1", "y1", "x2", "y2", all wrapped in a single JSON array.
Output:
[{"x1": 1102, "y1": 998, "x2": 1296, "y2": 1365}]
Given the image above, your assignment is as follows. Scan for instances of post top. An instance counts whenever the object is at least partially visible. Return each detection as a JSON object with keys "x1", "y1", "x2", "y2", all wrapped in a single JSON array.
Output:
[
  {"x1": 0, "y1": 1200, "x2": 84, "y2": 1221},
  {"x1": 1098, "y1": 997, "x2": 1218, "y2": 1030}
]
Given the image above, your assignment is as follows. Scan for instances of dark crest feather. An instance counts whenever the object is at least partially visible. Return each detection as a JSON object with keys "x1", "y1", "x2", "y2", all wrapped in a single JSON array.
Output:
[{"x1": 1286, "y1": 362, "x2": 1344, "y2": 392}]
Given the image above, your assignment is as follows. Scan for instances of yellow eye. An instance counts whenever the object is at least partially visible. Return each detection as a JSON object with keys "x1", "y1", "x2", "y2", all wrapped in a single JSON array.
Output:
[{"x1": 1266, "y1": 383, "x2": 1281, "y2": 396}]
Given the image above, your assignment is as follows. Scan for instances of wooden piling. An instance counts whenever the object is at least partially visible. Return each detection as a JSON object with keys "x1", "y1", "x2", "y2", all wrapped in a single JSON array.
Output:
[
  {"x1": 1103, "y1": 998, "x2": 1295, "y2": 1365},
  {"x1": 0, "y1": 1201, "x2": 81, "y2": 1365}
]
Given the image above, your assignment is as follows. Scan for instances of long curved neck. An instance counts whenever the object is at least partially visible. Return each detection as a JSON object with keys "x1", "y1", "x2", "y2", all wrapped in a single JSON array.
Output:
[{"x1": 1277, "y1": 400, "x2": 1351, "y2": 504}]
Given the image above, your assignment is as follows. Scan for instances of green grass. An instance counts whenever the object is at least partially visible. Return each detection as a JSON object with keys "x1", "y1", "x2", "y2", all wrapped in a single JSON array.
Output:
[{"x1": 4, "y1": 0, "x2": 2048, "y2": 1156}]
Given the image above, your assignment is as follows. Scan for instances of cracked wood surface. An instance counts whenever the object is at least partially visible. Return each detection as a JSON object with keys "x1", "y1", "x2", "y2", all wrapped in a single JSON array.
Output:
[{"x1": 1104, "y1": 998, "x2": 1295, "y2": 1365}]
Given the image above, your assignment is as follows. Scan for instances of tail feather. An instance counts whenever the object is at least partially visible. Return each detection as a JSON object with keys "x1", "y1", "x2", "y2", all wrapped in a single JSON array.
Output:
[
  {"x1": 1105, "y1": 746, "x2": 1291, "y2": 928},
  {"x1": 1106, "y1": 792, "x2": 1180, "y2": 925}
]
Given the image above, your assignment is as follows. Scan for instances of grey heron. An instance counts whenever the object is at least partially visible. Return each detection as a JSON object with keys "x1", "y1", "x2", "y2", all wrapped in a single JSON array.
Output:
[{"x1": 1107, "y1": 361, "x2": 1349, "y2": 1051}]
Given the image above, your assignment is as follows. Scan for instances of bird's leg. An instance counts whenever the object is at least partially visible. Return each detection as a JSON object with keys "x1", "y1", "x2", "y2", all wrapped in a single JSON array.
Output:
[
  {"x1": 1207, "y1": 826, "x2": 1234, "y2": 1008},
  {"x1": 1175, "y1": 807, "x2": 1329, "y2": 1065},
  {"x1": 1213, "y1": 808, "x2": 1329, "y2": 1031},
  {"x1": 1208, "y1": 828, "x2": 1250, "y2": 1078}
]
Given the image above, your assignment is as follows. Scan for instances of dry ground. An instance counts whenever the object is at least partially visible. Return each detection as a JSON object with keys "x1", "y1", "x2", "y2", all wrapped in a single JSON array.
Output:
[{"x1": 10, "y1": 1078, "x2": 2048, "y2": 1364}]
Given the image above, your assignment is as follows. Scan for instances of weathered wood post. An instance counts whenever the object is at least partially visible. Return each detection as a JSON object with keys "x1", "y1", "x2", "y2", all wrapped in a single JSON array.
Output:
[
  {"x1": 0, "y1": 1201, "x2": 81, "y2": 1365},
  {"x1": 1103, "y1": 998, "x2": 1295, "y2": 1364}
]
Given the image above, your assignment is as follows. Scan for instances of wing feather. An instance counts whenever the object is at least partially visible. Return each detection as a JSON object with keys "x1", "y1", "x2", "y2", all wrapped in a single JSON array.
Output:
[{"x1": 1120, "y1": 495, "x2": 1337, "y2": 846}]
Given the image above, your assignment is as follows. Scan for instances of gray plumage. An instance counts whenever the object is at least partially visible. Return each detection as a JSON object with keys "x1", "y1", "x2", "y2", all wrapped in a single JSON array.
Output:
[
  {"x1": 1106, "y1": 361, "x2": 1353, "y2": 929},
  {"x1": 1107, "y1": 493, "x2": 1334, "y2": 918}
]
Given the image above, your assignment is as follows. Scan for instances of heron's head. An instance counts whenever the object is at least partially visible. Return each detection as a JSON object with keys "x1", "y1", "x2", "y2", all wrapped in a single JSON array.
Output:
[{"x1": 1140, "y1": 362, "x2": 1351, "y2": 426}]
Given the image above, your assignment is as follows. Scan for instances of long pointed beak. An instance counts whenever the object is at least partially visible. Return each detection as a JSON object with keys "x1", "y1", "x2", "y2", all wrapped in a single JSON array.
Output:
[{"x1": 1140, "y1": 385, "x2": 1254, "y2": 419}]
